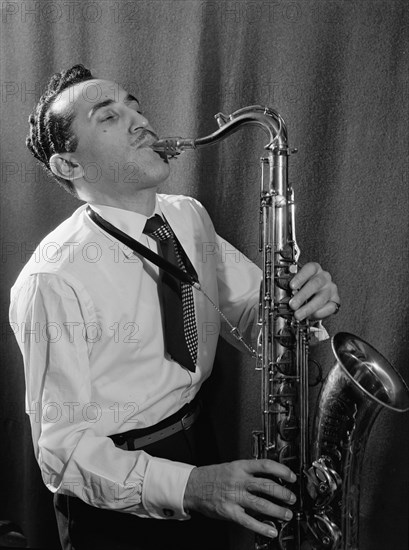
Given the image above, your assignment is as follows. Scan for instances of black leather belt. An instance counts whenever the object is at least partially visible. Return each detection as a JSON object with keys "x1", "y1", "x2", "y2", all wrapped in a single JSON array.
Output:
[{"x1": 109, "y1": 399, "x2": 201, "y2": 451}]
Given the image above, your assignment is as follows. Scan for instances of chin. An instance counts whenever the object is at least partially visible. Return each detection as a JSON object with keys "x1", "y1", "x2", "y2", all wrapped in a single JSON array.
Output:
[
  {"x1": 155, "y1": 162, "x2": 171, "y2": 182},
  {"x1": 143, "y1": 170, "x2": 170, "y2": 189}
]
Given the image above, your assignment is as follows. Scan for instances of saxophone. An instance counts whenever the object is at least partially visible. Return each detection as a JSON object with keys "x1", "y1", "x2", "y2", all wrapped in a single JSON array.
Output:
[{"x1": 152, "y1": 106, "x2": 409, "y2": 550}]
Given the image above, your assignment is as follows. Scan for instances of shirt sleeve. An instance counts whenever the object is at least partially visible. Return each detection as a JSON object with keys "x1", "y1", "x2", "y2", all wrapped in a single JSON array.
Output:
[
  {"x1": 9, "y1": 273, "x2": 194, "y2": 520},
  {"x1": 214, "y1": 233, "x2": 261, "y2": 352}
]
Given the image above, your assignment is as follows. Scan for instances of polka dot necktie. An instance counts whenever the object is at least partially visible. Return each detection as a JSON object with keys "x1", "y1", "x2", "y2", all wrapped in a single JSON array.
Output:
[{"x1": 143, "y1": 215, "x2": 198, "y2": 372}]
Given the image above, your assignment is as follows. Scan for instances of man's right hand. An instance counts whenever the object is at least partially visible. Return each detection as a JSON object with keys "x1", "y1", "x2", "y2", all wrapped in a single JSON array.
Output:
[{"x1": 183, "y1": 459, "x2": 297, "y2": 539}]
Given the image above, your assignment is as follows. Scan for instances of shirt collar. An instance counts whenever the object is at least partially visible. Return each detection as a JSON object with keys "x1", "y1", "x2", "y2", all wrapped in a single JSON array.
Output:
[{"x1": 89, "y1": 198, "x2": 162, "y2": 241}]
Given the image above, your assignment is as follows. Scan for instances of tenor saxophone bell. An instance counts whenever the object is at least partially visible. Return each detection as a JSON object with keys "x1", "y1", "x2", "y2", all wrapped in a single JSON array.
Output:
[{"x1": 306, "y1": 333, "x2": 409, "y2": 550}]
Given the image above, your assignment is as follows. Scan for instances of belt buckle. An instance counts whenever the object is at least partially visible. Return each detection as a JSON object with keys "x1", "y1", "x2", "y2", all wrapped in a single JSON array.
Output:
[
  {"x1": 181, "y1": 406, "x2": 198, "y2": 431},
  {"x1": 181, "y1": 412, "x2": 193, "y2": 431}
]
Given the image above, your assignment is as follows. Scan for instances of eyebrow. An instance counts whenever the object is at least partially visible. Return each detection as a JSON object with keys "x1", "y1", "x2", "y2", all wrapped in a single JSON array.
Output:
[{"x1": 88, "y1": 93, "x2": 140, "y2": 119}]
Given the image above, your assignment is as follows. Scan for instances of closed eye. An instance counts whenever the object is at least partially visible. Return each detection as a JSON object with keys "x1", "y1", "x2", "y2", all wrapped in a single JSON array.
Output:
[{"x1": 101, "y1": 112, "x2": 117, "y2": 122}]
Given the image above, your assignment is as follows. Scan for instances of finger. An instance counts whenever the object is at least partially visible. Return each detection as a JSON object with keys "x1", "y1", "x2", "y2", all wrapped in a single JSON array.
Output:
[
  {"x1": 292, "y1": 290, "x2": 332, "y2": 321},
  {"x1": 309, "y1": 300, "x2": 340, "y2": 320},
  {"x1": 289, "y1": 274, "x2": 332, "y2": 312},
  {"x1": 243, "y1": 493, "x2": 293, "y2": 523},
  {"x1": 242, "y1": 459, "x2": 297, "y2": 483},
  {"x1": 246, "y1": 479, "x2": 296, "y2": 504},
  {"x1": 234, "y1": 507, "x2": 279, "y2": 539},
  {"x1": 289, "y1": 262, "x2": 321, "y2": 291}
]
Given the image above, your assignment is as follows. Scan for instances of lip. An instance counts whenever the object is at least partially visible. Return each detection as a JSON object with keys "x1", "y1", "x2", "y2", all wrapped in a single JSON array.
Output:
[
  {"x1": 130, "y1": 131, "x2": 168, "y2": 162},
  {"x1": 131, "y1": 137, "x2": 156, "y2": 149},
  {"x1": 130, "y1": 130, "x2": 159, "y2": 149}
]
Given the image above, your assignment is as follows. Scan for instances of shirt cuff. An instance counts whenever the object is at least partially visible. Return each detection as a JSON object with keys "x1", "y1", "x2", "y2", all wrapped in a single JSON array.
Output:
[{"x1": 142, "y1": 457, "x2": 195, "y2": 520}]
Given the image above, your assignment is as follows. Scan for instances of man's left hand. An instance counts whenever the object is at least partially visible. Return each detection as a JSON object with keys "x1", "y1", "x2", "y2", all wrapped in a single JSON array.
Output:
[{"x1": 288, "y1": 262, "x2": 340, "y2": 321}]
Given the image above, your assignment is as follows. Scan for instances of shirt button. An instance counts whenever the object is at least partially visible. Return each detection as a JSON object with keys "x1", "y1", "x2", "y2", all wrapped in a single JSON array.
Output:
[{"x1": 163, "y1": 508, "x2": 174, "y2": 517}]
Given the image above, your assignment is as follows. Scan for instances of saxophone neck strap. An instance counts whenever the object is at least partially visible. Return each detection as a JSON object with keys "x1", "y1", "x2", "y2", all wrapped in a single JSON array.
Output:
[{"x1": 86, "y1": 205, "x2": 200, "y2": 288}]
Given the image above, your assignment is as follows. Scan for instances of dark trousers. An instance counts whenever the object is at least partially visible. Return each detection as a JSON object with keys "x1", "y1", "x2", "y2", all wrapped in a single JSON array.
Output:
[{"x1": 54, "y1": 412, "x2": 229, "y2": 550}]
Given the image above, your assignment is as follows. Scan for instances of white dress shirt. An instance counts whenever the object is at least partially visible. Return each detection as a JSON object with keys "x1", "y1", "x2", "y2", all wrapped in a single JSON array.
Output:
[{"x1": 9, "y1": 194, "x2": 263, "y2": 520}]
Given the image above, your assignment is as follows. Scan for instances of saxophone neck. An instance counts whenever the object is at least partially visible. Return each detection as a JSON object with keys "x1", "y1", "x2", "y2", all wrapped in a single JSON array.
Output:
[{"x1": 152, "y1": 105, "x2": 290, "y2": 157}]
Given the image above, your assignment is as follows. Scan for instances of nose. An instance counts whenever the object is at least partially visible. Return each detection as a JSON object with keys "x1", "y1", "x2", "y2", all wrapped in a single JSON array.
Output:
[{"x1": 129, "y1": 110, "x2": 150, "y2": 134}]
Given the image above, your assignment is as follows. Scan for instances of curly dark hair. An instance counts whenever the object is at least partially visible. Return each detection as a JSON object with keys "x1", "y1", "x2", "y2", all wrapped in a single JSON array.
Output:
[{"x1": 26, "y1": 64, "x2": 95, "y2": 197}]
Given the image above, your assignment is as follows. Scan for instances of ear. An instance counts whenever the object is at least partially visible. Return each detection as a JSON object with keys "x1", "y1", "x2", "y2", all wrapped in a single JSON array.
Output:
[{"x1": 49, "y1": 153, "x2": 84, "y2": 181}]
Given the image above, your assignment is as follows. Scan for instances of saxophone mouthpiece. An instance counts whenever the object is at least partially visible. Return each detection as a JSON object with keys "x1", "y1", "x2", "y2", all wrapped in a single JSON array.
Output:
[{"x1": 152, "y1": 137, "x2": 195, "y2": 159}]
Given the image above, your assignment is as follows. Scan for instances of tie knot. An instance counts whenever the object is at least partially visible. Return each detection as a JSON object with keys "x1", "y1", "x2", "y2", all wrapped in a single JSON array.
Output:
[{"x1": 143, "y1": 214, "x2": 173, "y2": 241}]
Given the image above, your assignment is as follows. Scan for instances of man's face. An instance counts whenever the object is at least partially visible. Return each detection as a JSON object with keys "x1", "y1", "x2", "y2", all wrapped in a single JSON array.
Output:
[{"x1": 51, "y1": 79, "x2": 170, "y2": 196}]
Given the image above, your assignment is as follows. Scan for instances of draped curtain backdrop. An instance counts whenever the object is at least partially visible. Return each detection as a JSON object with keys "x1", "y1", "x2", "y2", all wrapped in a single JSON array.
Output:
[{"x1": 1, "y1": 1, "x2": 408, "y2": 548}]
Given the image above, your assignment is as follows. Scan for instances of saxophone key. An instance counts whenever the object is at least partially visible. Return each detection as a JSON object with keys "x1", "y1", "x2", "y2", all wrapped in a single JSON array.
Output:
[
  {"x1": 278, "y1": 443, "x2": 298, "y2": 466},
  {"x1": 279, "y1": 243, "x2": 296, "y2": 261},
  {"x1": 276, "y1": 349, "x2": 296, "y2": 376},
  {"x1": 275, "y1": 297, "x2": 293, "y2": 319},
  {"x1": 278, "y1": 416, "x2": 299, "y2": 441},
  {"x1": 275, "y1": 326, "x2": 296, "y2": 348},
  {"x1": 276, "y1": 267, "x2": 295, "y2": 291},
  {"x1": 274, "y1": 380, "x2": 297, "y2": 402}
]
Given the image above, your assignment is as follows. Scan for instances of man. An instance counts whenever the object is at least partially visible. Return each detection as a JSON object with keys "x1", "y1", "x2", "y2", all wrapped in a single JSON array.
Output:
[{"x1": 10, "y1": 65, "x2": 340, "y2": 550}]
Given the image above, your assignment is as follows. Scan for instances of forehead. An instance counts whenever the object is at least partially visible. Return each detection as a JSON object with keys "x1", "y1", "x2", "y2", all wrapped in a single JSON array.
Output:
[{"x1": 51, "y1": 79, "x2": 131, "y2": 117}]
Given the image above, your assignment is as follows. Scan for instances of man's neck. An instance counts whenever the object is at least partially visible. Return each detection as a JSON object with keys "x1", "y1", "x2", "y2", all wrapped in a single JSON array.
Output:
[{"x1": 86, "y1": 188, "x2": 158, "y2": 217}]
